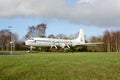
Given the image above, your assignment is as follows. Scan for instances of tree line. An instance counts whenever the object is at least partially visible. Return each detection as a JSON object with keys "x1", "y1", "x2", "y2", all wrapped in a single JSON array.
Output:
[
  {"x1": 0, "y1": 23, "x2": 120, "y2": 52},
  {"x1": 103, "y1": 30, "x2": 120, "y2": 52}
]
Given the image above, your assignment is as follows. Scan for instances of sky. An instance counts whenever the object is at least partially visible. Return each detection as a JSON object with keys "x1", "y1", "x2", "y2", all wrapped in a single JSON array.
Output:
[{"x1": 0, "y1": 0, "x2": 120, "y2": 39}]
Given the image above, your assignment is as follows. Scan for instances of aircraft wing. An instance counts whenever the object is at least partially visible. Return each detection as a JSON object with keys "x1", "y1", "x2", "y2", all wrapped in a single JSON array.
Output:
[{"x1": 76, "y1": 42, "x2": 103, "y2": 46}]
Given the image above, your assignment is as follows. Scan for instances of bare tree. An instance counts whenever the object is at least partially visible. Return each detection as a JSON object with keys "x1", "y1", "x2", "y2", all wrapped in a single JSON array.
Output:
[
  {"x1": 0, "y1": 29, "x2": 10, "y2": 50},
  {"x1": 103, "y1": 30, "x2": 120, "y2": 52},
  {"x1": 0, "y1": 29, "x2": 18, "y2": 50},
  {"x1": 118, "y1": 31, "x2": 120, "y2": 52},
  {"x1": 55, "y1": 34, "x2": 68, "y2": 39},
  {"x1": 25, "y1": 23, "x2": 47, "y2": 39},
  {"x1": 103, "y1": 30, "x2": 111, "y2": 52},
  {"x1": 37, "y1": 23, "x2": 46, "y2": 37},
  {"x1": 69, "y1": 32, "x2": 79, "y2": 39},
  {"x1": 48, "y1": 34, "x2": 55, "y2": 38},
  {"x1": 0, "y1": 38, "x2": 2, "y2": 48},
  {"x1": 111, "y1": 30, "x2": 120, "y2": 52}
]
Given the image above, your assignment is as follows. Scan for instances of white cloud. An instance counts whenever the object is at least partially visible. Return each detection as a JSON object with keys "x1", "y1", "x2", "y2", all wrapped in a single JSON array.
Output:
[{"x1": 0, "y1": 0, "x2": 120, "y2": 27}]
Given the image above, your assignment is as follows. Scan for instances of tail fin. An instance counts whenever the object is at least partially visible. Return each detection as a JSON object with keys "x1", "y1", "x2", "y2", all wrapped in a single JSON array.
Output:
[{"x1": 74, "y1": 29, "x2": 85, "y2": 43}]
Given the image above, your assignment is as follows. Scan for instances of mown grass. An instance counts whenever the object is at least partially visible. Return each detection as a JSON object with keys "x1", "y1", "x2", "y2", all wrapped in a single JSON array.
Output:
[{"x1": 0, "y1": 52, "x2": 120, "y2": 80}]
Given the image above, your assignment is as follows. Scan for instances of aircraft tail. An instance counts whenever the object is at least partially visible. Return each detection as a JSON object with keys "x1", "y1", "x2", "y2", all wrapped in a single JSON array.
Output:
[{"x1": 74, "y1": 29, "x2": 85, "y2": 43}]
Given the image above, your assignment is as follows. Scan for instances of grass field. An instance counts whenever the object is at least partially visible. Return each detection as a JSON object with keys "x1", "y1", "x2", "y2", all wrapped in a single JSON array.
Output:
[{"x1": 0, "y1": 52, "x2": 120, "y2": 80}]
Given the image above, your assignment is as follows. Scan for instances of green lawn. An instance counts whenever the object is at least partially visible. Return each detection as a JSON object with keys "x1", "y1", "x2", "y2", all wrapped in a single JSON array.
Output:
[{"x1": 0, "y1": 52, "x2": 120, "y2": 80}]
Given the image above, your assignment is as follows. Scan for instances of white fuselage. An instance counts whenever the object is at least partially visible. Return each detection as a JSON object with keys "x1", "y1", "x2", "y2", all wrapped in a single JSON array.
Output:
[{"x1": 25, "y1": 37, "x2": 81, "y2": 48}]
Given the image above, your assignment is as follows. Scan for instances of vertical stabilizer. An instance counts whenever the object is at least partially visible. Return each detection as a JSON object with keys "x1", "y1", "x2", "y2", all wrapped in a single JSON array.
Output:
[{"x1": 74, "y1": 29, "x2": 85, "y2": 43}]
